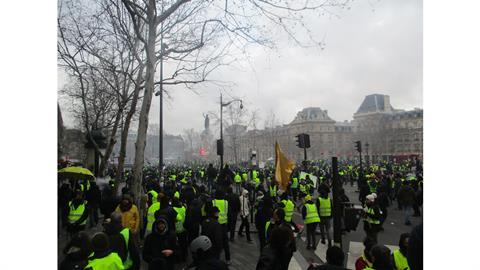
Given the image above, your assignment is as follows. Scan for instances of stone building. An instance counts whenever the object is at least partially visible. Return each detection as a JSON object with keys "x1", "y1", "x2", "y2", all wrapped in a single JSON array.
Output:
[
  {"x1": 352, "y1": 94, "x2": 423, "y2": 162},
  {"x1": 223, "y1": 94, "x2": 422, "y2": 164}
]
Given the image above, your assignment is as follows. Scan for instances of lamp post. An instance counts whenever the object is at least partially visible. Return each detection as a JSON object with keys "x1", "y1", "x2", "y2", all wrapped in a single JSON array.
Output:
[
  {"x1": 219, "y1": 93, "x2": 243, "y2": 169},
  {"x1": 155, "y1": 3, "x2": 165, "y2": 181}
]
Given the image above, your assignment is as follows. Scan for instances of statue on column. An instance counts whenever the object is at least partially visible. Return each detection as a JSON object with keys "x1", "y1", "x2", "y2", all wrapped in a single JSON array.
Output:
[{"x1": 203, "y1": 113, "x2": 210, "y2": 131}]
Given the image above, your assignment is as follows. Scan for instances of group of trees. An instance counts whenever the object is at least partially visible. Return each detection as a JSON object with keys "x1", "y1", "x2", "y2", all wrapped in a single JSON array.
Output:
[{"x1": 58, "y1": 0, "x2": 352, "y2": 202}]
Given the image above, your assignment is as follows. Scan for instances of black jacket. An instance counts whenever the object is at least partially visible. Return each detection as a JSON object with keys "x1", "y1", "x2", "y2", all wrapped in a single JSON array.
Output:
[
  {"x1": 59, "y1": 251, "x2": 88, "y2": 270},
  {"x1": 256, "y1": 244, "x2": 291, "y2": 270},
  {"x1": 201, "y1": 218, "x2": 224, "y2": 256},
  {"x1": 86, "y1": 184, "x2": 101, "y2": 206},
  {"x1": 143, "y1": 220, "x2": 177, "y2": 269},
  {"x1": 227, "y1": 193, "x2": 241, "y2": 215},
  {"x1": 196, "y1": 258, "x2": 229, "y2": 270}
]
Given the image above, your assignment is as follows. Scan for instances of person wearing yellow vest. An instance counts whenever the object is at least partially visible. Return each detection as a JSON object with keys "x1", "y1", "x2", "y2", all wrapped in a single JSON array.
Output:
[
  {"x1": 363, "y1": 194, "x2": 382, "y2": 242},
  {"x1": 85, "y1": 232, "x2": 124, "y2": 270},
  {"x1": 234, "y1": 172, "x2": 242, "y2": 194},
  {"x1": 392, "y1": 233, "x2": 410, "y2": 270},
  {"x1": 290, "y1": 176, "x2": 299, "y2": 201},
  {"x1": 145, "y1": 199, "x2": 161, "y2": 236},
  {"x1": 355, "y1": 236, "x2": 377, "y2": 270},
  {"x1": 146, "y1": 188, "x2": 158, "y2": 206},
  {"x1": 299, "y1": 180, "x2": 308, "y2": 199},
  {"x1": 365, "y1": 244, "x2": 395, "y2": 270},
  {"x1": 268, "y1": 181, "x2": 278, "y2": 199},
  {"x1": 65, "y1": 190, "x2": 89, "y2": 237},
  {"x1": 172, "y1": 198, "x2": 188, "y2": 262},
  {"x1": 302, "y1": 195, "x2": 320, "y2": 250},
  {"x1": 104, "y1": 212, "x2": 141, "y2": 270},
  {"x1": 211, "y1": 190, "x2": 231, "y2": 264},
  {"x1": 316, "y1": 191, "x2": 332, "y2": 246},
  {"x1": 242, "y1": 172, "x2": 248, "y2": 182}
]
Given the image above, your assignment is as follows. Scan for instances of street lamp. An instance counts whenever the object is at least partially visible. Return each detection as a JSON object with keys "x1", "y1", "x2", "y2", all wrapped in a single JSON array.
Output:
[{"x1": 219, "y1": 93, "x2": 243, "y2": 169}]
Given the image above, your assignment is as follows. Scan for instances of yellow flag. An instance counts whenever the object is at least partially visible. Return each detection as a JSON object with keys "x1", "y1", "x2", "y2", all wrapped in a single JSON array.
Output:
[{"x1": 275, "y1": 141, "x2": 296, "y2": 191}]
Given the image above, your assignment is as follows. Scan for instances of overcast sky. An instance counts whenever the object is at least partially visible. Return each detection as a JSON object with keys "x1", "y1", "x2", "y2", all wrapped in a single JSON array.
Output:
[{"x1": 60, "y1": 0, "x2": 422, "y2": 136}]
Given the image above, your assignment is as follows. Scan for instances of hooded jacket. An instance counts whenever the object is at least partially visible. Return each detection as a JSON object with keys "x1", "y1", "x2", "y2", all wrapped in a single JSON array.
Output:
[
  {"x1": 239, "y1": 190, "x2": 250, "y2": 217},
  {"x1": 143, "y1": 218, "x2": 177, "y2": 266}
]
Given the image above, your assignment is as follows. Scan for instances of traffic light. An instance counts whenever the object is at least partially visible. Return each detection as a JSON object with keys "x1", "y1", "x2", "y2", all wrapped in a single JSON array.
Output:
[
  {"x1": 355, "y1": 141, "x2": 362, "y2": 153},
  {"x1": 295, "y1": 134, "x2": 305, "y2": 148},
  {"x1": 296, "y1": 133, "x2": 311, "y2": 149},
  {"x1": 304, "y1": 134, "x2": 310, "y2": 148},
  {"x1": 216, "y1": 139, "x2": 223, "y2": 156}
]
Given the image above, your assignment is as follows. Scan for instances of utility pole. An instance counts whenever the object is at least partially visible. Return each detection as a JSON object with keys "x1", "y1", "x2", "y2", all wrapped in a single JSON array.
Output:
[{"x1": 332, "y1": 157, "x2": 342, "y2": 248}]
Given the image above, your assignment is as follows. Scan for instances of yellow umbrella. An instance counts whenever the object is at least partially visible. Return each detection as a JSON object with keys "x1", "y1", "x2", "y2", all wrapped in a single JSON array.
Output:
[{"x1": 58, "y1": 166, "x2": 95, "y2": 180}]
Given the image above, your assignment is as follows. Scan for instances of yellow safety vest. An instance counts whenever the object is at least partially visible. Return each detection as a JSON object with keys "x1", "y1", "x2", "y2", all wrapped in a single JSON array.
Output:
[
  {"x1": 365, "y1": 207, "x2": 380, "y2": 225},
  {"x1": 291, "y1": 178, "x2": 298, "y2": 189},
  {"x1": 254, "y1": 178, "x2": 260, "y2": 187},
  {"x1": 242, "y1": 173, "x2": 248, "y2": 181},
  {"x1": 393, "y1": 250, "x2": 410, "y2": 270},
  {"x1": 269, "y1": 186, "x2": 277, "y2": 197},
  {"x1": 146, "y1": 202, "x2": 161, "y2": 234},
  {"x1": 147, "y1": 190, "x2": 158, "y2": 203},
  {"x1": 299, "y1": 184, "x2": 306, "y2": 193},
  {"x1": 119, "y1": 228, "x2": 133, "y2": 269},
  {"x1": 173, "y1": 206, "x2": 186, "y2": 233},
  {"x1": 318, "y1": 197, "x2": 332, "y2": 217},
  {"x1": 304, "y1": 203, "x2": 320, "y2": 224},
  {"x1": 234, "y1": 174, "x2": 242, "y2": 183},
  {"x1": 174, "y1": 191, "x2": 180, "y2": 199},
  {"x1": 282, "y1": 199, "x2": 295, "y2": 222},
  {"x1": 85, "y1": 252, "x2": 124, "y2": 270},
  {"x1": 213, "y1": 199, "x2": 228, "y2": 225},
  {"x1": 68, "y1": 201, "x2": 87, "y2": 226}
]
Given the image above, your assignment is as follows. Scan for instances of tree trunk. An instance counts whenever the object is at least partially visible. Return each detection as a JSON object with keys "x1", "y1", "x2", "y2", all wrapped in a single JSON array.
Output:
[
  {"x1": 99, "y1": 108, "x2": 123, "y2": 176},
  {"x1": 132, "y1": 0, "x2": 157, "y2": 209},
  {"x1": 116, "y1": 64, "x2": 144, "y2": 195}
]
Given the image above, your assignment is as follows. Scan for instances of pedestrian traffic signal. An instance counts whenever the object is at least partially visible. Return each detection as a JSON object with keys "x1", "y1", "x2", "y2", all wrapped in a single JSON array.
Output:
[{"x1": 355, "y1": 141, "x2": 362, "y2": 153}]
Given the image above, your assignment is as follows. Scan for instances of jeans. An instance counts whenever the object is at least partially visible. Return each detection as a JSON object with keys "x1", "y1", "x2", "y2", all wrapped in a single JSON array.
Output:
[
  {"x1": 306, "y1": 223, "x2": 318, "y2": 248},
  {"x1": 238, "y1": 216, "x2": 251, "y2": 240},
  {"x1": 221, "y1": 224, "x2": 231, "y2": 261},
  {"x1": 319, "y1": 218, "x2": 331, "y2": 244}
]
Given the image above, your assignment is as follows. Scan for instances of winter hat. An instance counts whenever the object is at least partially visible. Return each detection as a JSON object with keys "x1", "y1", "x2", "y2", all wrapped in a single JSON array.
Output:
[
  {"x1": 366, "y1": 194, "x2": 375, "y2": 202},
  {"x1": 242, "y1": 189, "x2": 249, "y2": 196}
]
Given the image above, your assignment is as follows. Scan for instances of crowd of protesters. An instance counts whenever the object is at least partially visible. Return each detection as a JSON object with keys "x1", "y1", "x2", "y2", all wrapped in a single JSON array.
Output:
[{"x1": 58, "y1": 158, "x2": 423, "y2": 270}]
